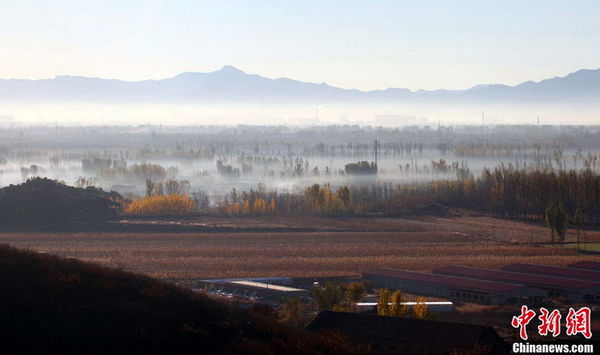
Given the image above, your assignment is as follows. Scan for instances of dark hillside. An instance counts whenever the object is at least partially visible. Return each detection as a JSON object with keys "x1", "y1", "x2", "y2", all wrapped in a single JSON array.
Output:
[
  {"x1": 0, "y1": 244, "x2": 351, "y2": 354},
  {"x1": 0, "y1": 177, "x2": 122, "y2": 228}
]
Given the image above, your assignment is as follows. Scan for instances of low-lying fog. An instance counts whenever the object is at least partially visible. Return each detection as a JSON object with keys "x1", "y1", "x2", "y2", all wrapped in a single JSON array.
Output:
[{"x1": 1, "y1": 124, "x2": 599, "y2": 205}]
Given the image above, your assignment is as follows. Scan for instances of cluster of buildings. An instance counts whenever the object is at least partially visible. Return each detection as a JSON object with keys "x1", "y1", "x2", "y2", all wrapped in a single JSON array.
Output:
[
  {"x1": 363, "y1": 261, "x2": 600, "y2": 305},
  {"x1": 197, "y1": 261, "x2": 600, "y2": 306},
  {"x1": 195, "y1": 261, "x2": 600, "y2": 353}
]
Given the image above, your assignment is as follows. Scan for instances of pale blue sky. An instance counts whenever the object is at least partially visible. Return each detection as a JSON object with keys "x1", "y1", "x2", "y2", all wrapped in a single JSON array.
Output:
[{"x1": 1, "y1": 0, "x2": 599, "y2": 90}]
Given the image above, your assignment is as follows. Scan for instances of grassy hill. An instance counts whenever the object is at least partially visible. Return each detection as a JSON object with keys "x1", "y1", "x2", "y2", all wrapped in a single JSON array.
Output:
[{"x1": 0, "y1": 244, "x2": 350, "y2": 354}]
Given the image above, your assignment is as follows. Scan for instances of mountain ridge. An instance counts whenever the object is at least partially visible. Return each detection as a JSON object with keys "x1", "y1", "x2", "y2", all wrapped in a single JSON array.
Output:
[{"x1": 0, "y1": 65, "x2": 599, "y2": 103}]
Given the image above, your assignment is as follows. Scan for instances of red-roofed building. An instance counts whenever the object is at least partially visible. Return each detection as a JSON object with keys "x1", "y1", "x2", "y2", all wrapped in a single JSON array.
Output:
[
  {"x1": 363, "y1": 268, "x2": 545, "y2": 305},
  {"x1": 502, "y1": 263, "x2": 600, "y2": 282},
  {"x1": 434, "y1": 265, "x2": 600, "y2": 302},
  {"x1": 569, "y1": 260, "x2": 600, "y2": 271}
]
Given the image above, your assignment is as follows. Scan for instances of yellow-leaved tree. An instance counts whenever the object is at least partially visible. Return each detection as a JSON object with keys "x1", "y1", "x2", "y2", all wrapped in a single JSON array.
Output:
[
  {"x1": 124, "y1": 195, "x2": 197, "y2": 215},
  {"x1": 390, "y1": 290, "x2": 407, "y2": 317},
  {"x1": 377, "y1": 288, "x2": 391, "y2": 316},
  {"x1": 412, "y1": 297, "x2": 428, "y2": 320}
]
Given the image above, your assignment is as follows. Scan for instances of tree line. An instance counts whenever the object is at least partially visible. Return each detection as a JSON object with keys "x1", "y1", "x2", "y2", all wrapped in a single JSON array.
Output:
[
  {"x1": 211, "y1": 167, "x2": 600, "y2": 225},
  {"x1": 402, "y1": 167, "x2": 599, "y2": 223}
]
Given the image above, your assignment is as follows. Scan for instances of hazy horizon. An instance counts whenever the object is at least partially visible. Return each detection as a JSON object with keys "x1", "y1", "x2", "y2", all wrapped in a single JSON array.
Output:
[
  {"x1": 1, "y1": 1, "x2": 599, "y2": 126},
  {"x1": 2, "y1": 1, "x2": 600, "y2": 91}
]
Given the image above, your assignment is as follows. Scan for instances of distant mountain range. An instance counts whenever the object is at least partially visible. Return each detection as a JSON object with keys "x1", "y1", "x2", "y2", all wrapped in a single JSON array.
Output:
[{"x1": 1, "y1": 65, "x2": 599, "y2": 104}]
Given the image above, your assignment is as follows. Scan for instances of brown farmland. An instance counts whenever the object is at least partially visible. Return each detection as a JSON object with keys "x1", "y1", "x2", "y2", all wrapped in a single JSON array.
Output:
[{"x1": 1, "y1": 215, "x2": 599, "y2": 280}]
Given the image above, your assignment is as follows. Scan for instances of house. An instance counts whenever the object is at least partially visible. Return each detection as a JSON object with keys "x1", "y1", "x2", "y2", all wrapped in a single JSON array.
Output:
[{"x1": 306, "y1": 311, "x2": 508, "y2": 354}]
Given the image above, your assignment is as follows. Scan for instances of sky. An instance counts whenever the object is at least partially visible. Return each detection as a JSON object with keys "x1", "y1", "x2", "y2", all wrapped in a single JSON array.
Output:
[{"x1": 1, "y1": 0, "x2": 599, "y2": 91}]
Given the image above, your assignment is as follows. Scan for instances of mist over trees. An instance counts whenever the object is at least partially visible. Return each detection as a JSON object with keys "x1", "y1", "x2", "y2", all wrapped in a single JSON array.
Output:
[
  {"x1": 210, "y1": 166, "x2": 600, "y2": 223},
  {"x1": 1, "y1": 125, "x2": 600, "y2": 228}
]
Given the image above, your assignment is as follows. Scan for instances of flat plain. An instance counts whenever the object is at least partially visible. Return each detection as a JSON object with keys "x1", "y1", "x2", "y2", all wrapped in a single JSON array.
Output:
[{"x1": 2, "y1": 214, "x2": 599, "y2": 280}]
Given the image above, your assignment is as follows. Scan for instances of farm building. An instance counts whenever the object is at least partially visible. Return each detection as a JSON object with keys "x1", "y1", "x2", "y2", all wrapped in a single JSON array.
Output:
[
  {"x1": 434, "y1": 266, "x2": 600, "y2": 302},
  {"x1": 292, "y1": 275, "x2": 360, "y2": 289},
  {"x1": 198, "y1": 277, "x2": 308, "y2": 301},
  {"x1": 569, "y1": 260, "x2": 600, "y2": 271},
  {"x1": 363, "y1": 268, "x2": 545, "y2": 305},
  {"x1": 502, "y1": 263, "x2": 600, "y2": 282},
  {"x1": 226, "y1": 280, "x2": 309, "y2": 297},
  {"x1": 356, "y1": 301, "x2": 454, "y2": 313},
  {"x1": 199, "y1": 277, "x2": 293, "y2": 286},
  {"x1": 306, "y1": 311, "x2": 508, "y2": 354}
]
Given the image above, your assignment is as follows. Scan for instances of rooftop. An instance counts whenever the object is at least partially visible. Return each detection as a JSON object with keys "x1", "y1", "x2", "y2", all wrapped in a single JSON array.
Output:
[
  {"x1": 569, "y1": 261, "x2": 600, "y2": 271},
  {"x1": 502, "y1": 263, "x2": 600, "y2": 282},
  {"x1": 357, "y1": 301, "x2": 453, "y2": 306},
  {"x1": 434, "y1": 266, "x2": 600, "y2": 290},
  {"x1": 364, "y1": 268, "x2": 528, "y2": 293},
  {"x1": 306, "y1": 311, "x2": 507, "y2": 352},
  {"x1": 228, "y1": 280, "x2": 307, "y2": 293},
  {"x1": 200, "y1": 277, "x2": 292, "y2": 285}
]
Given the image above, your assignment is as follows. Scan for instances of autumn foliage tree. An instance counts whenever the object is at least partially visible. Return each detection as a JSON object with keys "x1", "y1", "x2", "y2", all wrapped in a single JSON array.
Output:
[
  {"x1": 281, "y1": 297, "x2": 300, "y2": 324},
  {"x1": 412, "y1": 297, "x2": 428, "y2": 320},
  {"x1": 312, "y1": 283, "x2": 348, "y2": 312},
  {"x1": 124, "y1": 195, "x2": 197, "y2": 215},
  {"x1": 304, "y1": 184, "x2": 348, "y2": 214},
  {"x1": 377, "y1": 288, "x2": 391, "y2": 316},
  {"x1": 390, "y1": 290, "x2": 407, "y2": 318},
  {"x1": 545, "y1": 201, "x2": 567, "y2": 242},
  {"x1": 346, "y1": 283, "x2": 366, "y2": 312}
]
